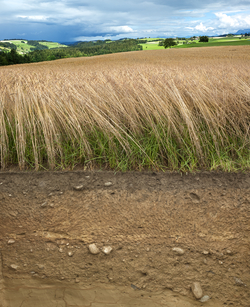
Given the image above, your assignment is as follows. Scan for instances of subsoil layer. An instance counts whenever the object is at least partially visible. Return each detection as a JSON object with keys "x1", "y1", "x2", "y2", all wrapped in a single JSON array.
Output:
[{"x1": 0, "y1": 171, "x2": 249, "y2": 306}]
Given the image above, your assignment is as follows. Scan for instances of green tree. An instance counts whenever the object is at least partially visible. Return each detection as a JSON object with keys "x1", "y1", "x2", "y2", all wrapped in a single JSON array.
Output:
[
  {"x1": 199, "y1": 36, "x2": 209, "y2": 42},
  {"x1": 163, "y1": 38, "x2": 177, "y2": 48}
]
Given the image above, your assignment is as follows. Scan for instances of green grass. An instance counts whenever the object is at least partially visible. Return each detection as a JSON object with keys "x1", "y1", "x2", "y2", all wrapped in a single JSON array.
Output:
[
  {"x1": 39, "y1": 42, "x2": 68, "y2": 48},
  {"x1": 140, "y1": 43, "x2": 164, "y2": 50},
  {"x1": 1, "y1": 40, "x2": 68, "y2": 54},
  {"x1": 143, "y1": 38, "x2": 163, "y2": 42},
  {"x1": 175, "y1": 38, "x2": 250, "y2": 49}
]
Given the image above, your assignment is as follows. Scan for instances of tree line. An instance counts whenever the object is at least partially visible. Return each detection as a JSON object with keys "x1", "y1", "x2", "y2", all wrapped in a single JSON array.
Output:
[{"x1": 0, "y1": 39, "x2": 142, "y2": 66}]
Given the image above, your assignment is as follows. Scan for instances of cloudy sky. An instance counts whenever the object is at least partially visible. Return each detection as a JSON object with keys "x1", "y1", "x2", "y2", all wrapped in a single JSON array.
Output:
[{"x1": 1, "y1": 0, "x2": 250, "y2": 42}]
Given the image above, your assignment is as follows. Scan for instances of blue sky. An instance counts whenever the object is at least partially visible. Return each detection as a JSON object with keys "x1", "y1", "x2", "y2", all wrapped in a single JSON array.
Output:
[{"x1": 1, "y1": 0, "x2": 250, "y2": 42}]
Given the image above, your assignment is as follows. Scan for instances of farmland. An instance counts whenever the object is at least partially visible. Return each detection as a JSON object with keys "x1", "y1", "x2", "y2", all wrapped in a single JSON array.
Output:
[
  {"x1": 0, "y1": 40, "x2": 68, "y2": 54},
  {"x1": 175, "y1": 37, "x2": 250, "y2": 48},
  {"x1": 138, "y1": 36, "x2": 250, "y2": 50},
  {"x1": 0, "y1": 46, "x2": 250, "y2": 171}
]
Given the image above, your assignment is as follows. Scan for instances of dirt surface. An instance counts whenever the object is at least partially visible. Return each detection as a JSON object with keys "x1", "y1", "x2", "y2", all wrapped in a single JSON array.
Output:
[
  {"x1": 2, "y1": 279, "x2": 223, "y2": 307},
  {"x1": 0, "y1": 171, "x2": 249, "y2": 306}
]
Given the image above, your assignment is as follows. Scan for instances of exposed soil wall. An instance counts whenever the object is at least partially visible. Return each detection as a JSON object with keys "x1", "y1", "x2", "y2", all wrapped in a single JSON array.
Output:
[{"x1": 0, "y1": 171, "x2": 249, "y2": 306}]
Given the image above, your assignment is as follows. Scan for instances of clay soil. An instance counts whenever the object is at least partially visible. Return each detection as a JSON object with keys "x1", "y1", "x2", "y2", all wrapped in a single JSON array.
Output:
[{"x1": 0, "y1": 171, "x2": 249, "y2": 306}]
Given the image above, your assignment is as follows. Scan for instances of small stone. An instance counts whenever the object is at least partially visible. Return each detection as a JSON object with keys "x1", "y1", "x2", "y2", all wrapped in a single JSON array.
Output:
[
  {"x1": 200, "y1": 295, "x2": 210, "y2": 303},
  {"x1": 172, "y1": 247, "x2": 184, "y2": 255},
  {"x1": 37, "y1": 264, "x2": 44, "y2": 269},
  {"x1": 102, "y1": 246, "x2": 113, "y2": 255},
  {"x1": 202, "y1": 250, "x2": 209, "y2": 255},
  {"x1": 10, "y1": 264, "x2": 18, "y2": 270},
  {"x1": 226, "y1": 250, "x2": 232, "y2": 254},
  {"x1": 59, "y1": 248, "x2": 63, "y2": 253},
  {"x1": 146, "y1": 248, "x2": 150, "y2": 252},
  {"x1": 191, "y1": 282, "x2": 203, "y2": 299},
  {"x1": 219, "y1": 261, "x2": 223, "y2": 265},
  {"x1": 9, "y1": 211, "x2": 18, "y2": 217},
  {"x1": 68, "y1": 251, "x2": 74, "y2": 257},
  {"x1": 203, "y1": 259, "x2": 207, "y2": 264},
  {"x1": 30, "y1": 271, "x2": 36, "y2": 274},
  {"x1": 8, "y1": 239, "x2": 15, "y2": 244},
  {"x1": 104, "y1": 182, "x2": 113, "y2": 187},
  {"x1": 234, "y1": 277, "x2": 246, "y2": 286},
  {"x1": 75, "y1": 278, "x2": 80, "y2": 283},
  {"x1": 61, "y1": 277, "x2": 65, "y2": 280},
  {"x1": 89, "y1": 243, "x2": 100, "y2": 255},
  {"x1": 74, "y1": 185, "x2": 84, "y2": 191},
  {"x1": 48, "y1": 193, "x2": 53, "y2": 197},
  {"x1": 41, "y1": 202, "x2": 47, "y2": 208}
]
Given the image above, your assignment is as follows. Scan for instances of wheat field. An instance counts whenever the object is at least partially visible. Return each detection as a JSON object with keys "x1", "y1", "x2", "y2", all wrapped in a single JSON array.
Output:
[{"x1": 1, "y1": 46, "x2": 250, "y2": 171}]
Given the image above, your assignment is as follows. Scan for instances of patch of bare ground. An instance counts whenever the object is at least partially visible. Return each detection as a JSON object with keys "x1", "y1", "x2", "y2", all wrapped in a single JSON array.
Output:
[{"x1": 0, "y1": 171, "x2": 249, "y2": 306}]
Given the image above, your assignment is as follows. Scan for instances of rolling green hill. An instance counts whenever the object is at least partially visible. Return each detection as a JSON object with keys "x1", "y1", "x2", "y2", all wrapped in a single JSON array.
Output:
[{"x1": 0, "y1": 40, "x2": 68, "y2": 54}]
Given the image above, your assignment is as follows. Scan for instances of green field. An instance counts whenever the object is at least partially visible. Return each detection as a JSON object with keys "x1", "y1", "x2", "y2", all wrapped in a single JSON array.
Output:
[
  {"x1": 140, "y1": 42, "x2": 164, "y2": 50},
  {"x1": 174, "y1": 38, "x2": 250, "y2": 49},
  {"x1": 138, "y1": 36, "x2": 250, "y2": 50},
  {"x1": 39, "y1": 41, "x2": 68, "y2": 48},
  {"x1": 0, "y1": 40, "x2": 68, "y2": 54}
]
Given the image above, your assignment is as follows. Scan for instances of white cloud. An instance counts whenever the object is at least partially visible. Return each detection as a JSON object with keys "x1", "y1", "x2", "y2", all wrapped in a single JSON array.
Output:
[
  {"x1": 108, "y1": 26, "x2": 134, "y2": 33},
  {"x1": 215, "y1": 12, "x2": 250, "y2": 29},
  {"x1": 17, "y1": 15, "x2": 47, "y2": 21},
  {"x1": 186, "y1": 22, "x2": 214, "y2": 32},
  {"x1": 195, "y1": 22, "x2": 214, "y2": 32}
]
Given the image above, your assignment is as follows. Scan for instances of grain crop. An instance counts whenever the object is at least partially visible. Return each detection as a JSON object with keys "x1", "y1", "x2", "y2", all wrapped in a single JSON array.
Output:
[{"x1": 1, "y1": 46, "x2": 250, "y2": 171}]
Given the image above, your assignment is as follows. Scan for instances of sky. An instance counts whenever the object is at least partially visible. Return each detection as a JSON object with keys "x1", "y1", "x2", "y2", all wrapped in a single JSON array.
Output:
[{"x1": 1, "y1": 0, "x2": 250, "y2": 42}]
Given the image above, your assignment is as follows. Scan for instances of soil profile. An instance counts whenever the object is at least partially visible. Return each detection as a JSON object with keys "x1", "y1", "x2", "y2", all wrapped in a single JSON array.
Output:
[{"x1": 0, "y1": 171, "x2": 249, "y2": 306}]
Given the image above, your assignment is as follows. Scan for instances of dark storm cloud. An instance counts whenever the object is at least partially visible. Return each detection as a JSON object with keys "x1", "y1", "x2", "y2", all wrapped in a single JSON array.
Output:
[{"x1": 1, "y1": 0, "x2": 250, "y2": 41}]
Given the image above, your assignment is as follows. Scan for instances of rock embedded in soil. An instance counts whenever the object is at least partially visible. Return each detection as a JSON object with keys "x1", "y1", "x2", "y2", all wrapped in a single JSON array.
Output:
[
  {"x1": 104, "y1": 182, "x2": 113, "y2": 187},
  {"x1": 7, "y1": 239, "x2": 15, "y2": 244},
  {"x1": 88, "y1": 243, "x2": 100, "y2": 254},
  {"x1": 202, "y1": 250, "x2": 209, "y2": 255},
  {"x1": 10, "y1": 264, "x2": 18, "y2": 270},
  {"x1": 172, "y1": 247, "x2": 184, "y2": 255},
  {"x1": 234, "y1": 277, "x2": 246, "y2": 286},
  {"x1": 68, "y1": 251, "x2": 74, "y2": 257},
  {"x1": 200, "y1": 295, "x2": 210, "y2": 302},
  {"x1": 102, "y1": 246, "x2": 113, "y2": 255},
  {"x1": 74, "y1": 185, "x2": 84, "y2": 191},
  {"x1": 40, "y1": 202, "x2": 47, "y2": 208},
  {"x1": 191, "y1": 282, "x2": 203, "y2": 299},
  {"x1": 37, "y1": 264, "x2": 44, "y2": 269}
]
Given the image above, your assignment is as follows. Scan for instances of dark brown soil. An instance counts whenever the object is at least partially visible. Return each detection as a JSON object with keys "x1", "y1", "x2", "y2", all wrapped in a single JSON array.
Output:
[{"x1": 0, "y1": 171, "x2": 249, "y2": 306}]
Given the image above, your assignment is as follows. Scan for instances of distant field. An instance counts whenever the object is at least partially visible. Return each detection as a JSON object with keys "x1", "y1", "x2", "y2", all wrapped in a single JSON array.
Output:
[
  {"x1": 39, "y1": 41, "x2": 68, "y2": 48},
  {"x1": 1, "y1": 46, "x2": 250, "y2": 171},
  {"x1": 175, "y1": 39, "x2": 250, "y2": 48},
  {"x1": 140, "y1": 42, "x2": 164, "y2": 50},
  {"x1": 139, "y1": 36, "x2": 250, "y2": 50},
  {"x1": 0, "y1": 40, "x2": 68, "y2": 54}
]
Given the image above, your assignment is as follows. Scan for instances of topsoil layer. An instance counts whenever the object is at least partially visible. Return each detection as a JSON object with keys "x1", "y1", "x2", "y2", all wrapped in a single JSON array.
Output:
[{"x1": 0, "y1": 171, "x2": 249, "y2": 306}]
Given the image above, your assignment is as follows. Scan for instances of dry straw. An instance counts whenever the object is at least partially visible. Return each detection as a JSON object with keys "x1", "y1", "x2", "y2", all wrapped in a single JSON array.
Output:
[{"x1": 1, "y1": 46, "x2": 250, "y2": 171}]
